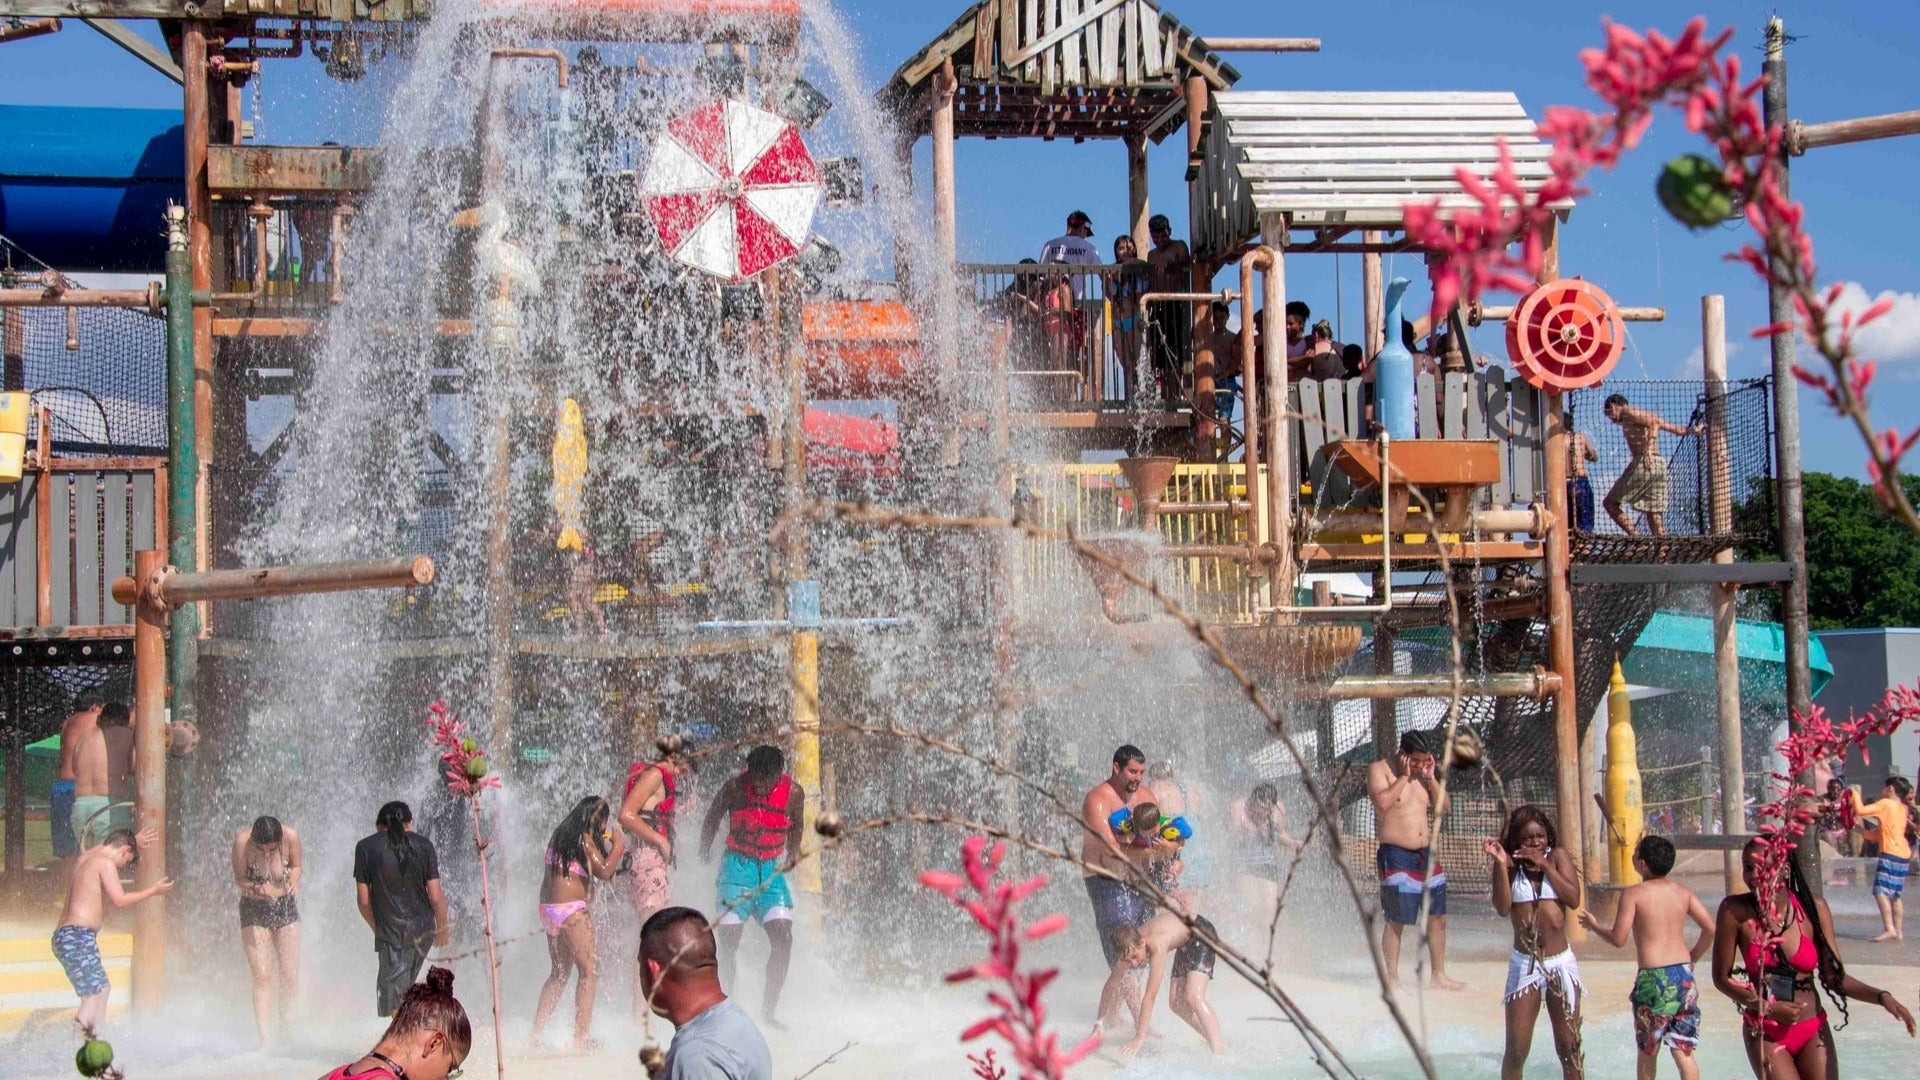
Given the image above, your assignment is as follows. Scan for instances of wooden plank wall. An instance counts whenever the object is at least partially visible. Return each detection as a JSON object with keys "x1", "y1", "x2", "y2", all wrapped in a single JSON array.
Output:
[
  {"x1": 0, "y1": 467, "x2": 160, "y2": 631},
  {"x1": 1287, "y1": 367, "x2": 1547, "y2": 509}
]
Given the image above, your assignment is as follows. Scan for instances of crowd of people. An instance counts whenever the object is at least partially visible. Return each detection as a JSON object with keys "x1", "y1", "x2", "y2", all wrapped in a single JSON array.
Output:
[
  {"x1": 47, "y1": 729, "x2": 801, "y2": 1080},
  {"x1": 1073, "y1": 735, "x2": 1918, "y2": 1077},
  {"x1": 40, "y1": 683, "x2": 1920, "y2": 1078}
]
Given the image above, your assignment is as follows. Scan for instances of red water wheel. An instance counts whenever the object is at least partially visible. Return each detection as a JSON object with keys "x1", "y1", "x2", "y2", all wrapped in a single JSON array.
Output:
[{"x1": 1504, "y1": 278, "x2": 1625, "y2": 391}]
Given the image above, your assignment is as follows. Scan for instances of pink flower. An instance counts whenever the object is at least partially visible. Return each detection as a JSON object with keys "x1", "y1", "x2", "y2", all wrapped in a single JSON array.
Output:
[{"x1": 921, "y1": 839, "x2": 1097, "y2": 1079}]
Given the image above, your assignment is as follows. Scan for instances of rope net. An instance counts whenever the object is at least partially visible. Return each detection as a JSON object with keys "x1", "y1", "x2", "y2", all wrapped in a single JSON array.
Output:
[
  {"x1": 1, "y1": 304, "x2": 168, "y2": 456},
  {"x1": 1567, "y1": 377, "x2": 1773, "y2": 539}
]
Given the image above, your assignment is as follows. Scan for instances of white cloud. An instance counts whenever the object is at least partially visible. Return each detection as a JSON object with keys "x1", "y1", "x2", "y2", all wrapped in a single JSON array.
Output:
[
  {"x1": 1674, "y1": 340, "x2": 1742, "y2": 377},
  {"x1": 1827, "y1": 282, "x2": 1920, "y2": 363}
]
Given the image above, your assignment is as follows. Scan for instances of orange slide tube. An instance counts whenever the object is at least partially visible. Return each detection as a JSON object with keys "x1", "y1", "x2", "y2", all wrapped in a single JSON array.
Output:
[{"x1": 803, "y1": 299, "x2": 920, "y2": 400}]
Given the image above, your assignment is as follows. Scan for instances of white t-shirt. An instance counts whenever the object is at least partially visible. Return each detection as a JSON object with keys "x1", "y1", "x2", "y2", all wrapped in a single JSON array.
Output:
[{"x1": 1039, "y1": 233, "x2": 1102, "y2": 298}]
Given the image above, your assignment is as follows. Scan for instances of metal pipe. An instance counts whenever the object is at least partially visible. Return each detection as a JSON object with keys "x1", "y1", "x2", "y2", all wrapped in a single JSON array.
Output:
[
  {"x1": 162, "y1": 207, "x2": 199, "y2": 807},
  {"x1": 34, "y1": 407, "x2": 50, "y2": 626},
  {"x1": 1196, "y1": 37, "x2": 1321, "y2": 52},
  {"x1": 111, "y1": 555, "x2": 433, "y2": 609},
  {"x1": 129, "y1": 549, "x2": 167, "y2": 1014},
  {"x1": 210, "y1": 200, "x2": 272, "y2": 303},
  {"x1": 1306, "y1": 668, "x2": 1562, "y2": 702},
  {"x1": 1788, "y1": 110, "x2": 1920, "y2": 155},
  {"x1": 1239, "y1": 251, "x2": 1265, "y2": 590},
  {"x1": 1306, "y1": 505, "x2": 1551, "y2": 536},
  {"x1": 0, "y1": 287, "x2": 160, "y2": 311},
  {"x1": 1268, "y1": 433, "x2": 1395, "y2": 616},
  {"x1": 490, "y1": 47, "x2": 569, "y2": 88},
  {"x1": 1258, "y1": 221, "x2": 1293, "y2": 604},
  {"x1": 1140, "y1": 289, "x2": 1237, "y2": 305},
  {"x1": 1148, "y1": 498, "x2": 1252, "y2": 517},
  {"x1": 1472, "y1": 302, "x2": 1666, "y2": 324},
  {"x1": 0, "y1": 17, "x2": 60, "y2": 43},
  {"x1": 185, "y1": 21, "x2": 215, "y2": 620}
]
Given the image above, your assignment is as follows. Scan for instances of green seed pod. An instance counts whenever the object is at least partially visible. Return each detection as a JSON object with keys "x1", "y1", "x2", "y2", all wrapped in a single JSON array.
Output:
[
  {"x1": 75, "y1": 1039, "x2": 114, "y2": 1078},
  {"x1": 1656, "y1": 154, "x2": 1737, "y2": 230},
  {"x1": 465, "y1": 754, "x2": 488, "y2": 780},
  {"x1": 460, "y1": 736, "x2": 478, "y2": 755}
]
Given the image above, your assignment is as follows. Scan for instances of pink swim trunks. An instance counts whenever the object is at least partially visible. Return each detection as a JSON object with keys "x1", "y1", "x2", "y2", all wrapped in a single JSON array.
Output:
[{"x1": 630, "y1": 843, "x2": 671, "y2": 912}]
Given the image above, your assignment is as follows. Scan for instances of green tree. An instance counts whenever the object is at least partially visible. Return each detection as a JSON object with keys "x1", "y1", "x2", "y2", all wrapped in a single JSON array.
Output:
[{"x1": 1738, "y1": 472, "x2": 1920, "y2": 630}]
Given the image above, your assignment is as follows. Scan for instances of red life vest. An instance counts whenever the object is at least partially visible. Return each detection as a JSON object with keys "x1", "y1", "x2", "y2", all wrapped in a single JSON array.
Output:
[
  {"x1": 726, "y1": 772, "x2": 794, "y2": 861},
  {"x1": 624, "y1": 761, "x2": 678, "y2": 844}
]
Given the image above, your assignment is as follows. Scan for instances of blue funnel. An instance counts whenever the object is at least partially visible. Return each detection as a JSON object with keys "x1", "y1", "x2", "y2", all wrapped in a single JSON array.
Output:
[{"x1": 1374, "y1": 277, "x2": 1415, "y2": 439}]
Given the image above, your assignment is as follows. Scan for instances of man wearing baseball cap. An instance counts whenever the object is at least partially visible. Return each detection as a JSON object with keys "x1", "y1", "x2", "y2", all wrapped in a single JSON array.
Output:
[{"x1": 1040, "y1": 210, "x2": 1103, "y2": 280}]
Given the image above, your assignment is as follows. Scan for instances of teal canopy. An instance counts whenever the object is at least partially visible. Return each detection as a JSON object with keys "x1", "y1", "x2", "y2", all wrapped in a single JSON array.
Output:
[
  {"x1": 0, "y1": 735, "x2": 61, "y2": 799},
  {"x1": 1621, "y1": 611, "x2": 1832, "y2": 705}
]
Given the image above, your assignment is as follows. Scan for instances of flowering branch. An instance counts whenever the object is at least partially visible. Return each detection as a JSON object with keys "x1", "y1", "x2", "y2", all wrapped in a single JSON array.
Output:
[
  {"x1": 920, "y1": 836, "x2": 1098, "y2": 1080},
  {"x1": 426, "y1": 700, "x2": 505, "y2": 1080},
  {"x1": 1406, "y1": 18, "x2": 1920, "y2": 537}
]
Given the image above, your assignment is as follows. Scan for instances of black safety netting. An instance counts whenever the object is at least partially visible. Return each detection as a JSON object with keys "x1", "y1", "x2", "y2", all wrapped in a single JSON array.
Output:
[
  {"x1": 1567, "y1": 377, "x2": 1772, "y2": 539},
  {"x1": 2, "y1": 303, "x2": 168, "y2": 457}
]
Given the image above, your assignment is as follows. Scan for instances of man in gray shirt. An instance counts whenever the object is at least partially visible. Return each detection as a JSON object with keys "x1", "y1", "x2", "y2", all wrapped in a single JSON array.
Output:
[{"x1": 641, "y1": 906, "x2": 773, "y2": 1080}]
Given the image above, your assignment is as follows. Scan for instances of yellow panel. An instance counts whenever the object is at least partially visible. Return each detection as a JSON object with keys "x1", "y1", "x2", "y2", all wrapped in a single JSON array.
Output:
[
  {"x1": 0, "y1": 935, "x2": 134, "y2": 964},
  {"x1": 0, "y1": 964, "x2": 131, "y2": 995}
]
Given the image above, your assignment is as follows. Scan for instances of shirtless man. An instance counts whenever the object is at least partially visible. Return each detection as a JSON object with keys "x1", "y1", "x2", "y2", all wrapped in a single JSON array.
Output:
[
  {"x1": 1095, "y1": 913, "x2": 1224, "y2": 1058},
  {"x1": 1368, "y1": 730, "x2": 1463, "y2": 990},
  {"x1": 1568, "y1": 431, "x2": 1599, "y2": 532},
  {"x1": 70, "y1": 702, "x2": 133, "y2": 850},
  {"x1": 1144, "y1": 215, "x2": 1192, "y2": 400},
  {"x1": 1081, "y1": 745, "x2": 1157, "y2": 965},
  {"x1": 52, "y1": 695, "x2": 105, "y2": 874},
  {"x1": 620, "y1": 733, "x2": 685, "y2": 1019},
  {"x1": 1602, "y1": 394, "x2": 1701, "y2": 536},
  {"x1": 54, "y1": 828, "x2": 169, "y2": 1032},
  {"x1": 1579, "y1": 835, "x2": 1714, "y2": 1080}
]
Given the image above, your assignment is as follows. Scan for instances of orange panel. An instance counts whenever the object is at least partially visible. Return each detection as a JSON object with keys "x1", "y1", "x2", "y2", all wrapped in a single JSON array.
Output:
[{"x1": 803, "y1": 299, "x2": 921, "y2": 399}]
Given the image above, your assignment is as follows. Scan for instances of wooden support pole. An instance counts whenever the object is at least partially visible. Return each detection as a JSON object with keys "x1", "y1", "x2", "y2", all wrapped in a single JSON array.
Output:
[
  {"x1": 1186, "y1": 71, "x2": 1214, "y2": 453},
  {"x1": 1371, "y1": 589, "x2": 1396, "y2": 759},
  {"x1": 1361, "y1": 231, "x2": 1384, "y2": 359},
  {"x1": 1703, "y1": 293, "x2": 1745, "y2": 892},
  {"x1": 111, "y1": 555, "x2": 434, "y2": 608},
  {"x1": 931, "y1": 58, "x2": 958, "y2": 269},
  {"x1": 1258, "y1": 224, "x2": 1292, "y2": 604},
  {"x1": 130, "y1": 549, "x2": 168, "y2": 1013},
  {"x1": 183, "y1": 23, "x2": 215, "y2": 607},
  {"x1": 1126, "y1": 133, "x2": 1150, "y2": 257},
  {"x1": 1536, "y1": 217, "x2": 1590, "y2": 889},
  {"x1": 1788, "y1": 109, "x2": 1920, "y2": 154},
  {"x1": 1195, "y1": 37, "x2": 1321, "y2": 52}
]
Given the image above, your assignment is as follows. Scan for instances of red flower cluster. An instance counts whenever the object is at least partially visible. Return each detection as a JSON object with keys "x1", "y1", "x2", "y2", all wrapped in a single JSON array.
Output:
[
  {"x1": 1745, "y1": 685, "x2": 1920, "y2": 984},
  {"x1": 920, "y1": 837, "x2": 1097, "y2": 1080},
  {"x1": 426, "y1": 699, "x2": 500, "y2": 798},
  {"x1": 1409, "y1": 17, "x2": 1918, "y2": 525}
]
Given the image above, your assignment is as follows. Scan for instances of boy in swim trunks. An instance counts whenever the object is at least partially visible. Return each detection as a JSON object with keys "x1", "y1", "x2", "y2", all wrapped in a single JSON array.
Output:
[
  {"x1": 699, "y1": 745, "x2": 805, "y2": 1028},
  {"x1": 55, "y1": 828, "x2": 169, "y2": 1033},
  {"x1": 1095, "y1": 912, "x2": 1224, "y2": 1058},
  {"x1": 1369, "y1": 730, "x2": 1463, "y2": 989},
  {"x1": 1848, "y1": 775, "x2": 1913, "y2": 942},
  {"x1": 1579, "y1": 835, "x2": 1715, "y2": 1080}
]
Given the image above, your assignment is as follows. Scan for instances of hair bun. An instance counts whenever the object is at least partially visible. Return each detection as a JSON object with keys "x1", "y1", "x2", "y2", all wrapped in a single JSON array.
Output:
[{"x1": 424, "y1": 966, "x2": 456, "y2": 995}]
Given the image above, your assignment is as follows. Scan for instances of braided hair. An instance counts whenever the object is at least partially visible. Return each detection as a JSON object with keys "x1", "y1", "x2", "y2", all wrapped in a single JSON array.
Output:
[{"x1": 1784, "y1": 844, "x2": 1852, "y2": 1030}]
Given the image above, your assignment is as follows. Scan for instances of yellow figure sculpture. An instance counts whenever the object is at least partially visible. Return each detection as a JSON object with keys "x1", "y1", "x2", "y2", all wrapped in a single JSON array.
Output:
[{"x1": 552, "y1": 398, "x2": 588, "y2": 552}]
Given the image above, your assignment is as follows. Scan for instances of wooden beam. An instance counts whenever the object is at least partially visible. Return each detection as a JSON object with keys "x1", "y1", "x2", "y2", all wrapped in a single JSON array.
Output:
[
  {"x1": 1195, "y1": 37, "x2": 1320, "y2": 52},
  {"x1": 1004, "y1": 0, "x2": 1130, "y2": 69},
  {"x1": 80, "y1": 17, "x2": 182, "y2": 83},
  {"x1": 208, "y1": 144, "x2": 382, "y2": 194}
]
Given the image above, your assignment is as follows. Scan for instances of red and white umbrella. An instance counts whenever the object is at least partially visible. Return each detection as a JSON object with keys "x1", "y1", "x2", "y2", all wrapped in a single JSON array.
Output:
[{"x1": 641, "y1": 98, "x2": 823, "y2": 282}]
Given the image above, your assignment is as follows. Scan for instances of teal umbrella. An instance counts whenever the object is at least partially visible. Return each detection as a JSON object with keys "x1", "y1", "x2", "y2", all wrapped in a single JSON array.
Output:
[
  {"x1": 1620, "y1": 611, "x2": 1831, "y2": 706},
  {"x1": 0, "y1": 735, "x2": 62, "y2": 799}
]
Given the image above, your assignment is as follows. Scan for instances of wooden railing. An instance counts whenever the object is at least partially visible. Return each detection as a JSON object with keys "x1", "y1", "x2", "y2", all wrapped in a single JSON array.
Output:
[{"x1": 0, "y1": 458, "x2": 165, "y2": 634}]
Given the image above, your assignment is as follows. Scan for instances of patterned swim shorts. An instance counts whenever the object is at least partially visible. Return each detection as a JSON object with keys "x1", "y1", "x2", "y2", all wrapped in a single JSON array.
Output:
[
  {"x1": 52, "y1": 925, "x2": 109, "y2": 998},
  {"x1": 1630, "y1": 962, "x2": 1701, "y2": 1055}
]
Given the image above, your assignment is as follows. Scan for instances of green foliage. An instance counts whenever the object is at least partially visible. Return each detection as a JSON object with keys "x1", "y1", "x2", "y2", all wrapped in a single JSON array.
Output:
[{"x1": 1738, "y1": 472, "x2": 1920, "y2": 630}]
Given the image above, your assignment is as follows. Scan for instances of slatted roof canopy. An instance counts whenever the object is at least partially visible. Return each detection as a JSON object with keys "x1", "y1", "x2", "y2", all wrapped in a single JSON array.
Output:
[
  {"x1": 881, "y1": 0, "x2": 1239, "y2": 142},
  {"x1": 1193, "y1": 90, "x2": 1574, "y2": 254}
]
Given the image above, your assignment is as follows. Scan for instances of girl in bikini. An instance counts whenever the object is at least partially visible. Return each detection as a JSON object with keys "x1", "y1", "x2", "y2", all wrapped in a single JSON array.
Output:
[
  {"x1": 530, "y1": 795, "x2": 624, "y2": 1049},
  {"x1": 1485, "y1": 804, "x2": 1584, "y2": 1080},
  {"x1": 231, "y1": 815, "x2": 301, "y2": 1048},
  {"x1": 1105, "y1": 235, "x2": 1148, "y2": 400},
  {"x1": 1711, "y1": 837, "x2": 1914, "y2": 1080}
]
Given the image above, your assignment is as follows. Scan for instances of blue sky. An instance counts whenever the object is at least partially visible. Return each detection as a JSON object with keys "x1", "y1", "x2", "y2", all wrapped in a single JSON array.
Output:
[{"x1": 4, "y1": 1, "x2": 1918, "y2": 478}]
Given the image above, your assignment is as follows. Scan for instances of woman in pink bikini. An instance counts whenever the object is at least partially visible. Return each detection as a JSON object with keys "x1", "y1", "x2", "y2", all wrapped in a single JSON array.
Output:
[
  {"x1": 530, "y1": 795, "x2": 624, "y2": 1049},
  {"x1": 324, "y1": 966, "x2": 469, "y2": 1080},
  {"x1": 1711, "y1": 837, "x2": 1914, "y2": 1080}
]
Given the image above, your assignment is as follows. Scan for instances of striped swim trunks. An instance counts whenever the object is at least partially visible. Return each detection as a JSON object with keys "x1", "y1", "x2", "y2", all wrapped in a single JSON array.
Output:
[
  {"x1": 1873, "y1": 854, "x2": 1910, "y2": 899},
  {"x1": 51, "y1": 925, "x2": 109, "y2": 998}
]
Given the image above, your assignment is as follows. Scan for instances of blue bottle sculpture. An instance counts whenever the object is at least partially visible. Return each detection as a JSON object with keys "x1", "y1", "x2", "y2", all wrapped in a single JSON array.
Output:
[{"x1": 1375, "y1": 277, "x2": 1415, "y2": 439}]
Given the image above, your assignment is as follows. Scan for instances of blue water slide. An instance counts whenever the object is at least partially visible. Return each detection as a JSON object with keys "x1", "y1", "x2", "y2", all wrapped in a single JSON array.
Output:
[{"x1": 0, "y1": 104, "x2": 184, "y2": 273}]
